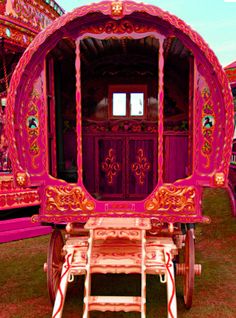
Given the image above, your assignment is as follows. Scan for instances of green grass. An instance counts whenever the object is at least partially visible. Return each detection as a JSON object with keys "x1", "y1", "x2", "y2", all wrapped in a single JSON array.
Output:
[{"x1": 1, "y1": 188, "x2": 236, "y2": 317}]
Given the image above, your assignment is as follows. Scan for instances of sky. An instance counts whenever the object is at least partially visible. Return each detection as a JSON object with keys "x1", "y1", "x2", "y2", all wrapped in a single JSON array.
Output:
[{"x1": 56, "y1": 0, "x2": 236, "y2": 67}]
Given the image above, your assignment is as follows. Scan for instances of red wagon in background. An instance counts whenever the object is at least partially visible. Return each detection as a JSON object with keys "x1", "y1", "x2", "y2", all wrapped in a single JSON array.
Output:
[
  {"x1": 0, "y1": 0, "x2": 64, "y2": 241},
  {"x1": 5, "y1": 1, "x2": 234, "y2": 317}
]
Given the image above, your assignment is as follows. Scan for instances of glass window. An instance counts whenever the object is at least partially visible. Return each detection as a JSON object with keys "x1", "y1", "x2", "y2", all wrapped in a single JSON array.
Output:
[
  {"x1": 113, "y1": 93, "x2": 126, "y2": 116},
  {"x1": 130, "y1": 93, "x2": 144, "y2": 116},
  {"x1": 109, "y1": 85, "x2": 146, "y2": 119}
]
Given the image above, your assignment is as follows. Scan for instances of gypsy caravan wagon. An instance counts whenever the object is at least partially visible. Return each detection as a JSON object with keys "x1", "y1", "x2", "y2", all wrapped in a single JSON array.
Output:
[{"x1": 6, "y1": 1, "x2": 234, "y2": 317}]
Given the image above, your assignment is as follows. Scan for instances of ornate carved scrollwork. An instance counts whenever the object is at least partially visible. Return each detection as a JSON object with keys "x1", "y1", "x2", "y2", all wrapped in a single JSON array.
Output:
[
  {"x1": 201, "y1": 87, "x2": 215, "y2": 168},
  {"x1": 80, "y1": 19, "x2": 156, "y2": 35},
  {"x1": 46, "y1": 185, "x2": 95, "y2": 212},
  {"x1": 111, "y1": 1, "x2": 123, "y2": 17},
  {"x1": 145, "y1": 185, "x2": 196, "y2": 213},
  {"x1": 101, "y1": 148, "x2": 121, "y2": 184},
  {"x1": 16, "y1": 172, "x2": 28, "y2": 187},
  {"x1": 132, "y1": 148, "x2": 151, "y2": 185}
]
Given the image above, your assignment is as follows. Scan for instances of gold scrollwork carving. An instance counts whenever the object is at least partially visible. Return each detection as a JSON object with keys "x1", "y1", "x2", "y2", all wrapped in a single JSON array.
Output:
[
  {"x1": 201, "y1": 86, "x2": 215, "y2": 168},
  {"x1": 214, "y1": 172, "x2": 225, "y2": 187},
  {"x1": 111, "y1": 1, "x2": 123, "y2": 16},
  {"x1": 46, "y1": 185, "x2": 95, "y2": 212},
  {"x1": 80, "y1": 19, "x2": 156, "y2": 35},
  {"x1": 102, "y1": 148, "x2": 120, "y2": 184},
  {"x1": 132, "y1": 148, "x2": 151, "y2": 185},
  {"x1": 145, "y1": 185, "x2": 196, "y2": 213},
  {"x1": 16, "y1": 172, "x2": 27, "y2": 187}
]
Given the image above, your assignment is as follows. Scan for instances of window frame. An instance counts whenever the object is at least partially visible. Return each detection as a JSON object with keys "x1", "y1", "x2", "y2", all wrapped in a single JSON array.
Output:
[{"x1": 108, "y1": 84, "x2": 147, "y2": 119}]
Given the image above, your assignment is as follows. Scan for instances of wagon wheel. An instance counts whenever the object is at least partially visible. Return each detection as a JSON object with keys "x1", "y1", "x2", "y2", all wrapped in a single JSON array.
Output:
[
  {"x1": 47, "y1": 229, "x2": 65, "y2": 304},
  {"x1": 183, "y1": 229, "x2": 195, "y2": 309}
]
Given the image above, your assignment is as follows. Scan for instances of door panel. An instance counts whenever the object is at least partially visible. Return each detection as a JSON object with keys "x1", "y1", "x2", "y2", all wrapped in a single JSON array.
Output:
[
  {"x1": 127, "y1": 137, "x2": 157, "y2": 198},
  {"x1": 96, "y1": 137, "x2": 125, "y2": 199},
  {"x1": 164, "y1": 134, "x2": 188, "y2": 183}
]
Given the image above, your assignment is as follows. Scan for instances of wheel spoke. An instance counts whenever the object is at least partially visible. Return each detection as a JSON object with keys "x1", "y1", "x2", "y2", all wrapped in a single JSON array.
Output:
[
  {"x1": 183, "y1": 230, "x2": 195, "y2": 309},
  {"x1": 46, "y1": 229, "x2": 65, "y2": 304}
]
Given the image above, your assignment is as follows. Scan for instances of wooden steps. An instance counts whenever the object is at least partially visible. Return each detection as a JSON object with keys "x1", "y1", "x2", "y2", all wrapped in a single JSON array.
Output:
[
  {"x1": 82, "y1": 218, "x2": 148, "y2": 318},
  {"x1": 67, "y1": 236, "x2": 177, "y2": 275},
  {"x1": 0, "y1": 217, "x2": 51, "y2": 243},
  {"x1": 51, "y1": 218, "x2": 178, "y2": 318},
  {"x1": 87, "y1": 296, "x2": 142, "y2": 312}
]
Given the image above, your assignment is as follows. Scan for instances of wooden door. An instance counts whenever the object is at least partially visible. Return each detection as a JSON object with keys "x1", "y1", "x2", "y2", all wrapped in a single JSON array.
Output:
[
  {"x1": 95, "y1": 134, "x2": 157, "y2": 200},
  {"x1": 127, "y1": 137, "x2": 157, "y2": 199},
  {"x1": 96, "y1": 137, "x2": 125, "y2": 199}
]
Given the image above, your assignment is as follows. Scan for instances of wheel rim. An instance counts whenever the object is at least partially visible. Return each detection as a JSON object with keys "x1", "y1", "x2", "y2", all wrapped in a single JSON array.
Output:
[
  {"x1": 183, "y1": 230, "x2": 195, "y2": 309},
  {"x1": 47, "y1": 229, "x2": 64, "y2": 304}
]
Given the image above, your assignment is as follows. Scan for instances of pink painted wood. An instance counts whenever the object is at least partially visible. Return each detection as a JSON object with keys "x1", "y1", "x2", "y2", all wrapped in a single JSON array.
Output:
[
  {"x1": 0, "y1": 217, "x2": 51, "y2": 243},
  {"x1": 3, "y1": 0, "x2": 234, "y2": 224}
]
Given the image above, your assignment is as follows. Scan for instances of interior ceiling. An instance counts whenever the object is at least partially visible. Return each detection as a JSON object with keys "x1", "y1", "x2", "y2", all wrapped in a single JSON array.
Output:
[
  {"x1": 50, "y1": 36, "x2": 191, "y2": 77},
  {"x1": 79, "y1": 36, "x2": 190, "y2": 76},
  {"x1": 80, "y1": 37, "x2": 189, "y2": 58}
]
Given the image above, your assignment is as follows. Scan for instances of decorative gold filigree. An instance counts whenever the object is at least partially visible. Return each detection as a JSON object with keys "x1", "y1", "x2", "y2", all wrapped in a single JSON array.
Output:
[
  {"x1": 131, "y1": 149, "x2": 151, "y2": 185},
  {"x1": 145, "y1": 186, "x2": 196, "y2": 213},
  {"x1": 101, "y1": 148, "x2": 120, "y2": 184},
  {"x1": 26, "y1": 87, "x2": 41, "y2": 169},
  {"x1": 46, "y1": 185, "x2": 95, "y2": 212},
  {"x1": 201, "y1": 86, "x2": 215, "y2": 168},
  {"x1": 111, "y1": 1, "x2": 123, "y2": 16},
  {"x1": 214, "y1": 172, "x2": 225, "y2": 187},
  {"x1": 94, "y1": 229, "x2": 141, "y2": 241},
  {"x1": 16, "y1": 172, "x2": 27, "y2": 187},
  {"x1": 80, "y1": 20, "x2": 156, "y2": 35}
]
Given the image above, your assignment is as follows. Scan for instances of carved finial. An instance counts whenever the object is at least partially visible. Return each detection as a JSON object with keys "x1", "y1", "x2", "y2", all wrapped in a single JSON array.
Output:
[
  {"x1": 16, "y1": 172, "x2": 28, "y2": 187},
  {"x1": 214, "y1": 172, "x2": 225, "y2": 187},
  {"x1": 111, "y1": 1, "x2": 123, "y2": 17}
]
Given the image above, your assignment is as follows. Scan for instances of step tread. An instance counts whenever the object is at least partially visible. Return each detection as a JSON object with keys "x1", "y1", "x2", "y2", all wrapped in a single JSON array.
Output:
[
  {"x1": 87, "y1": 296, "x2": 142, "y2": 312},
  {"x1": 88, "y1": 296, "x2": 142, "y2": 304}
]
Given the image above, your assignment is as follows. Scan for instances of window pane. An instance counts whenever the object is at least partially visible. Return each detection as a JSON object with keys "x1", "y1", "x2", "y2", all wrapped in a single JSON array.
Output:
[
  {"x1": 113, "y1": 93, "x2": 126, "y2": 116},
  {"x1": 130, "y1": 93, "x2": 144, "y2": 116}
]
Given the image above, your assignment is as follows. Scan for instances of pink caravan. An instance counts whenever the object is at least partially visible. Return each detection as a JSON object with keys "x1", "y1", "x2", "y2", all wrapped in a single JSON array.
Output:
[{"x1": 5, "y1": 0, "x2": 234, "y2": 317}]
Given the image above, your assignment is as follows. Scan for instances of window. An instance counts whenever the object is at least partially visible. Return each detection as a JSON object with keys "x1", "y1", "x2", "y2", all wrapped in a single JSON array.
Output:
[
  {"x1": 109, "y1": 85, "x2": 147, "y2": 119},
  {"x1": 130, "y1": 93, "x2": 144, "y2": 116},
  {"x1": 113, "y1": 93, "x2": 127, "y2": 116}
]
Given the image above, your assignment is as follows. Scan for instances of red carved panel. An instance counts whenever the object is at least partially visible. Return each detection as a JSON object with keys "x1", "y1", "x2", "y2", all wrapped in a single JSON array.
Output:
[
  {"x1": 0, "y1": 189, "x2": 40, "y2": 209},
  {"x1": 97, "y1": 137, "x2": 124, "y2": 199},
  {"x1": 101, "y1": 148, "x2": 121, "y2": 184},
  {"x1": 127, "y1": 137, "x2": 157, "y2": 198},
  {"x1": 84, "y1": 133, "x2": 157, "y2": 200},
  {"x1": 131, "y1": 148, "x2": 151, "y2": 185}
]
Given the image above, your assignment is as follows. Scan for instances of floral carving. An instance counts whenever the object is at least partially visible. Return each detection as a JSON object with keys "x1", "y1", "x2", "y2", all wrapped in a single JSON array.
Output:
[
  {"x1": 5, "y1": 0, "x2": 60, "y2": 30},
  {"x1": 145, "y1": 186, "x2": 196, "y2": 213},
  {"x1": 46, "y1": 185, "x2": 95, "y2": 212},
  {"x1": 111, "y1": 1, "x2": 123, "y2": 16},
  {"x1": 16, "y1": 172, "x2": 27, "y2": 187},
  {"x1": 214, "y1": 172, "x2": 225, "y2": 187},
  {"x1": 25, "y1": 86, "x2": 42, "y2": 169},
  {"x1": 80, "y1": 20, "x2": 156, "y2": 35},
  {"x1": 132, "y1": 149, "x2": 151, "y2": 185},
  {"x1": 101, "y1": 148, "x2": 120, "y2": 184},
  {"x1": 0, "y1": 190, "x2": 39, "y2": 208},
  {"x1": 201, "y1": 86, "x2": 215, "y2": 168}
]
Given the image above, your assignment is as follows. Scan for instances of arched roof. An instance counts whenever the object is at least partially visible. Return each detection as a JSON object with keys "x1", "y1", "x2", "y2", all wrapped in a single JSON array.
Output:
[{"x1": 6, "y1": 0, "x2": 234, "y2": 175}]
